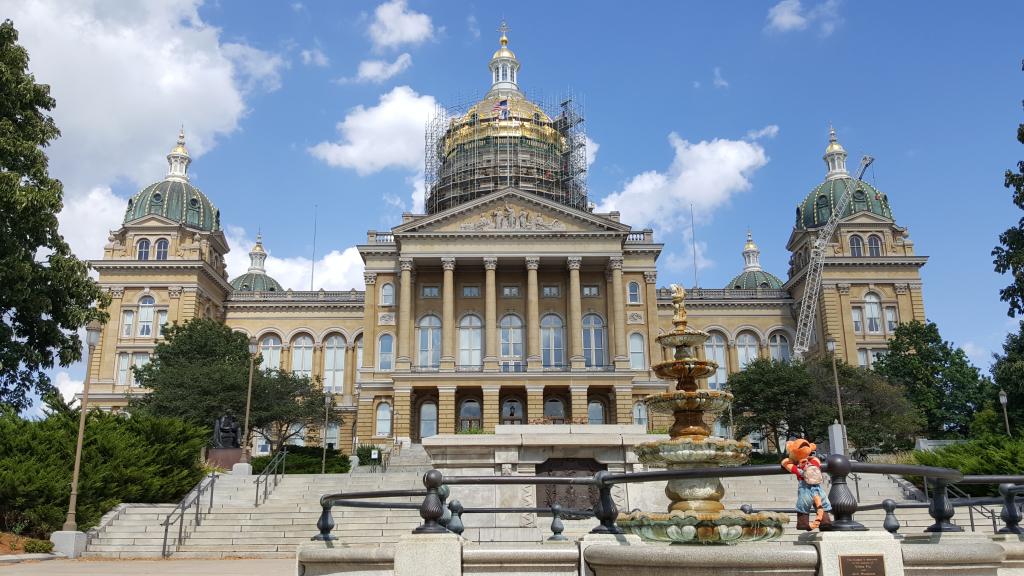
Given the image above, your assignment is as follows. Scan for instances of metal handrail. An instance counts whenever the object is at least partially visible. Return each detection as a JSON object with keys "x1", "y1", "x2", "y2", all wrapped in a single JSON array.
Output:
[
  {"x1": 160, "y1": 473, "x2": 217, "y2": 558},
  {"x1": 254, "y1": 446, "x2": 288, "y2": 507}
]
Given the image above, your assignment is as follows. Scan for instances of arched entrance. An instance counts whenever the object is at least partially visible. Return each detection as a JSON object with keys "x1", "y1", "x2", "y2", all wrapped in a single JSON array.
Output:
[{"x1": 419, "y1": 401, "x2": 438, "y2": 439}]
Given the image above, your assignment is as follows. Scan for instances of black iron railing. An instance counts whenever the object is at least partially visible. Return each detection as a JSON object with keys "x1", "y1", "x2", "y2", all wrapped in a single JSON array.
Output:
[
  {"x1": 254, "y1": 446, "x2": 287, "y2": 507},
  {"x1": 160, "y1": 473, "x2": 217, "y2": 557}
]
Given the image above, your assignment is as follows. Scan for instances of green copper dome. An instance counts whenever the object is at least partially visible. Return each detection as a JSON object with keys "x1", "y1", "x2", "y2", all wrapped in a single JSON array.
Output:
[
  {"x1": 124, "y1": 179, "x2": 220, "y2": 232},
  {"x1": 725, "y1": 269, "x2": 784, "y2": 290},
  {"x1": 230, "y1": 271, "x2": 283, "y2": 292},
  {"x1": 795, "y1": 177, "x2": 893, "y2": 230}
]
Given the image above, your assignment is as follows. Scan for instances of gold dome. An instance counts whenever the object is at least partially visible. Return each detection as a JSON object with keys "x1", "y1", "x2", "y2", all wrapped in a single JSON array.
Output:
[
  {"x1": 492, "y1": 25, "x2": 516, "y2": 60},
  {"x1": 442, "y1": 92, "x2": 561, "y2": 156},
  {"x1": 743, "y1": 230, "x2": 758, "y2": 252},
  {"x1": 824, "y1": 125, "x2": 845, "y2": 155},
  {"x1": 170, "y1": 127, "x2": 189, "y2": 156}
]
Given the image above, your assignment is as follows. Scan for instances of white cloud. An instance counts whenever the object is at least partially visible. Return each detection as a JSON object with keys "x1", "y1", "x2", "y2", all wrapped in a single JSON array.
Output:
[
  {"x1": 765, "y1": 0, "x2": 842, "y2": 37},
  {"x1": 57, "y1": 187, "x2": 127, "y2": 261},
  {"x1": 407, "y1": 172, "x2": 425, "y2": 213},
  {"x1": 355, "y1": 53, "x2": 412, "y2": 83},
  {"x1": 597, "y1": 132, "x2": 770, "y2": 231},
  {"x1": 291, "y1": 2, "x2": 305, "y2": 12},
  {"x1": 467, "y1": 15, "x2": 480, "y2": 40},
  {"x1": 308, "y1": 85, "x2": 438, "y2": 175},
  {"x1": 224, "y1": 226, "x2": 365, "y2": 291},
  {"x1": 713, "y1": 67, "x2": 729, "y2": 89},
  {"x1": 811, "y1": 0, "x2": 842, "y2": 37},
  {"x1": 961, "y1": 341, "x2": 991, "y2": 370},
  {"x1": 368, "y1": 0, "x2": 434, "y2": 50},
  {"x1": 692, "y1": 80, "x2": 701, "y2": 89},
  {"x1": 300, "y1": 47, "x2": 329, "y2": 67},
  {"x1": 54, "y1": 371, "x2": 83, "y2": 404},
  {"x1": 222, "y1": 43, "x2": 287, "y2": 92},
  {"x1": 746, "y1": 125, "x2": 780, "y2": 140},
  {"x1": 585, "y1": 136, "x2": 600, "y2": 168}
]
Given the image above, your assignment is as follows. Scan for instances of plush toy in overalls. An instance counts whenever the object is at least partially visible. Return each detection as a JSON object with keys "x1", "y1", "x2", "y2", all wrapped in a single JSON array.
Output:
[{"x1": 781, "y1": 438, "x2": 832, "y2": 530}]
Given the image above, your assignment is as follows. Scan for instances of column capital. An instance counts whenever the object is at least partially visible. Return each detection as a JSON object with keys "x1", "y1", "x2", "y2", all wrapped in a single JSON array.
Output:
[
  {"x1": 399, "y1": 257, "x2": 414, "y2": 271},
  {"x1": 483, "y1": 257, "x2": 498, "y2": 270},
  {"x1": 525, "y1": 257, "x2": 540, "y2": 270},
  {"x1": 567, "y1": 256, "x2": 582, "y2": 270},
  {"x1": 643, "y1": 271, "x2": 658, "y2": 284},
  {"x1": 837, "y1": 283, "x2": 851, "y2": 295},
  {"x1": 441, "y1": 257, "x2": 456, "y2": 271},
  {"x1": 895, "y1": 283, "x2": 909, "y2": 295},
  {"x1": 607, "y1": 257, "x2": 623, "y2": 270},
  {"x1": 363, "y1": 272, "x2": 378, "y2": 285}
]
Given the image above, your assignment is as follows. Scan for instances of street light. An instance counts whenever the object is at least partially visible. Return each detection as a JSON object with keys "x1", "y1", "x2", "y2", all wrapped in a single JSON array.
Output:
[
  {"x1": 825, "y1": 335, "x2": 849, "y2": 456},
  {"x1": 321, "y1": 394, "x2": 333, "y2": 474},
  {"x1": 241, "y1": 337, "x2": 258, "y2": 463},
  {"x1": 62, "y1": 320, "x2": 104, "y2": 532},
  {"x1": 1000, "y1": 389, "x2": 1012, "y2": 437}
]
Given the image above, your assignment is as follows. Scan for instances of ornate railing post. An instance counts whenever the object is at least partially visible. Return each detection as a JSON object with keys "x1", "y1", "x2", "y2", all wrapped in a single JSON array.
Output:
[
  {"x1": 447, "y1": 500, "x2": 465, "y2": 536},
  {"x1": 925, "y1": 478, "x2": 962, "y2": 533},
  {"x1": 548, "y1": 504, "x2": 567, "y2": 541},
  {"x1": 998, "y1": 483, "x2": 1023, "y2": 534},
  {"x1": 312, "y1": 500, "x2": 337, "y2": 541},
  {"x1": 881, "y1": 499, "x2": 900, "y2": 535},
  {"x1": 414, "y1": 469, "x2": 448, "y2": 534},
  {"x1": 590, "y1": 471, "x2": 622, "y2": 534},
  {"x1": 822, "y1": 454, "x2": 866, "y2": 531},
  {"x1": 438, "y1": 485, "x2": 452, "y2": 528}
]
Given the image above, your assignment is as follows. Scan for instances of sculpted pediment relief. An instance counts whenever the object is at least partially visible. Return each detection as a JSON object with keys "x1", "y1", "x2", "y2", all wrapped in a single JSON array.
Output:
[{"x1": 455, "y1": 201, "x2": 569, "y2": 232}]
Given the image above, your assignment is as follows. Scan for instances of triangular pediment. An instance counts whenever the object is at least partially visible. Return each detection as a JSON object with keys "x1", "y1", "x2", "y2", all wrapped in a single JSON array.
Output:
[
  {"x1": 838, "y1": 211, "x2": 894, "y2": 226},
  {"x1": 393, "y1": 188, "x2": 631, "y2": 235},
  {"x1": 122, "y1": 214, "x2": 181, "y2": 228}
]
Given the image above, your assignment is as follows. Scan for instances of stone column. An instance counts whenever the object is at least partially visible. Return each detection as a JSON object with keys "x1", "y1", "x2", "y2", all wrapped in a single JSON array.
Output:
[
  {"x1": 527, "y1": 385, "x2": 545, "y2": 424},
  {"x1": 483, "y1": 384, "x2": 501, "y2": 433},
  {"x1": 836, "y1": 283, "x2": 857, "y2": 363},
  {"x1": 441, "y1": 257, "x2": 456, "y2": 371},
  {"x1": 726, "y1": 340, "x2": 739, "y2": 375},
  {"x1": 525, "y1": 257, "x2": 541, "y2": 370},
  {"x1": 393, "y1": 386, "x2": 412, "y2": 442},
  {"x1": 356, "y1": 396, "x2": 374, "y2": 445},
  {"x1": 397, "y1": 258, "x2": 414, "y2": 370},
  {"x1": 483, "y1": 257, "x2": 499, "y2": 372},
  {"x1": 609, "y1": 257, "x2": 628, "y2": 368},
  {"x1": 438, "y1": 386, "x2": 456, "y2": 435},
  {"x1": 570, "y1": 385, "x2": 588, "y2": 424},
  {"x1": 614, "y1": 385, "x2": 634, "y2": 426},
  {"x1": 567, "y1": 256, "x2": 584, "y2": 369},
  {"x1": 894, "y1": 283, "x2": 912, "y2": 325},
  {"x1": 343, "y1": 344, "x2": 356, "y2": 405},
  {"x1": 312, "y1": 343, "x2": 324, "y2": 384},
  {"x1": 362, "y1": 273, "x2": 377, "y2": 375}
]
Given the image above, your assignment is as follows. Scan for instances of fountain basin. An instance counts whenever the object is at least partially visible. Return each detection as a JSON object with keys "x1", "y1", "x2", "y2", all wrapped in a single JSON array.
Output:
[
  {"x1": 644, "y1": 390, "x2": 733, "y2": 414},
  {"x1": 617, "y1": 509, "x2": 789, "y2": 544},
  {"x1": 635, "y1": 436, "x2": 751, "y2": 466},
  {"x1": 653, "y1": 360, "x2": 717, "y2": 382},
  {"x1": 656, "y1": 329, "x2": 710, "y2": 350}
]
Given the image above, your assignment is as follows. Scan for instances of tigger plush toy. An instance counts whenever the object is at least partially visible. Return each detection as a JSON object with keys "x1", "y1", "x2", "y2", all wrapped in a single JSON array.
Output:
[{"x1": 781, "y1": 438, "x2": 832, "y2": 530}]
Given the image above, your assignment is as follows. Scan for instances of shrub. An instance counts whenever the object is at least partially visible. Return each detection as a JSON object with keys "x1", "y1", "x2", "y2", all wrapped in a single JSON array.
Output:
[
  {"x1": 456, "y1": 427, "x2": 488, "y2": 435},
  {"x1": 355, "y1": 444, "x2": 386, "y2": 466},
  {"x1": 250, "y1": 445, "x2": 351, "y2": 474},
  {"x1": 22, "y1": 539, "x2": 53, "y2": 554},
  {"x1": 746, "y1": 452, "x2": 785, "y2": 466},
  {"x1": 913, "y1": 435, "x2": 1024, "y2": 496}
]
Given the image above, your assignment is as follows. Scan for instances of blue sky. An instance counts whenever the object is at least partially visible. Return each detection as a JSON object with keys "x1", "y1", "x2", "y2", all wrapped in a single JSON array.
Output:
[{"x1": 4, "y1": 0, "x2": 1022, "y2": 411}]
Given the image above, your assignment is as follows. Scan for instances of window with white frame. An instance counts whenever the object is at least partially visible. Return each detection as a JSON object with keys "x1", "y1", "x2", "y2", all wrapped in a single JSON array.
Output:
[
  {"x1": 375, "y1": 402, "x2": 392, "y2": 437},
  {"x1": 736, "y1": 332, "x2": 759, "y2": 369},
  {"x1": 291, "y1": 335, "x2": 314, "y2": 377},
  {"x1": 355, "y1": 335, "x2": 363, "y2": 379},
  {"x1": 849, "y1": 235, "x2": 864, "y2": 257},
  {"x1": 462, "y1": 285, "x2": 480, "y2": 298},
  {"x1": 121, "y1": 310, "x2": 135, "y2": 337},
  {"x1": 628, "y1": 281, "x2": 641, "y2": 304},
  {"x1": 858, "y1": 349, "x2": 870, "y2": 367},
  {"x1": 500, "y1": 314, "x2": 523, "y2": 367},
  {"x1": 378, "y1": 334, "x2": 393, "y2": 371},
  {"x1": 459, "y1": 315, "x2": 483, "y2": 366},
  {"x1": 582, "y1": 314, "x2": 606, "y2": 367},
  {"x1": 769, "y1": 333, "x2": 791, "y2": 362},
  {"x1": 704, "y1": 332, "x2": 728, "y2": 389},
  {"x1": 380, "y1": 283, "x2": 395, "y2": 306},
  {"x1": 588, "y1": 400, "x2": 606, "y2": 425},
  {"x1": 325, "y1": 423, "x2": 339, "y2": 450},
  {"x1": 868, "y1": 235, "x2": 883, "y2": 257},
  {"x1": 116, "y1": 352, "x2": 130, "y2": 385},
  {"x1": 155, "y1": 238, "x2": 169, "y2": 261},
  {"x1": 871, "y1": 349, "x2": 888, "y2": 365},
  {"x1": 418, "y1": 315, "x2": 441, "y2": 367},
  {"x1": 851, "y1": 307, "x2": 864, "y2": 333},
  {"x1": 502, "y1": 285, "x2": 520, "y2": 298},
  {"x1": 542, "y1": 285, "x2": 560, "y2": 298},
  {"x1": 632, "y1": 401, "x2": 648, "y2": 427},
  {"x1": 885, "y1": 307, "x2": 898, "y2": 332},
  {"x1": 132, "y1": 352, "x2": 150, "y2": 385},
  {"x1": 629, "y1": 333, "x2": 646, "y2": 370},
  {"x1": 137, "y1": 296, "x2": 155, "y2": 336},
  {"x1": 156, "y1": 309, "x2": 168, "y2": 337},
  {"x1": 137, "y1": 238, "x2": 150, "y2": 260},
  {"x1": 421, "y1": 286, "x2": 440, "y2": 298},
  {"x1": 865, "y1": 293, "x2": 882, "y2": 333},
  {"x1": 323, "y1": 335, "x2": 346, "y2": 393},
  {"x1": 260, "y1": 335, "x2": 282, "y2": 370},
  {"x1": 541, "y1": 314, "x2": 564, "y2": 367},
  {"x1": 582, "y1": 285, "x2": 600, "y2": 297},
  {"x1": 286, "y1": 424, "x2": 306, "y2": 446}
]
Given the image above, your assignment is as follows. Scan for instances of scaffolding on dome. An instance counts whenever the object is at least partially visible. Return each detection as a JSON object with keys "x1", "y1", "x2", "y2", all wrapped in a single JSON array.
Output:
[{"x1": 423, "y1": 89, "x2": 588, "y2": 215}]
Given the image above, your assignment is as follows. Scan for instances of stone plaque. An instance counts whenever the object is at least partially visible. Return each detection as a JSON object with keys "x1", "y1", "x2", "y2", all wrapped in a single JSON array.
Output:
[
  {"x1": 536, "y1": 458, "x2": 606, "y2": 519},
  {"x1": 839, "y1": 555, "x2": 885, "y2": 576}
]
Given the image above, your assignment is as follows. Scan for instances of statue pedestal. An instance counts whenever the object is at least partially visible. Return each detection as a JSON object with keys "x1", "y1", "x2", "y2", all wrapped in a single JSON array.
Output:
[{"x1": 207, "y1": 448, "x2": 243, "y2": 469}]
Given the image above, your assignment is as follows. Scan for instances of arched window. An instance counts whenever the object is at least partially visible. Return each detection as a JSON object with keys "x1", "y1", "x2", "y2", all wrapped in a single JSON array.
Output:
[
  {"x1": 582, "y1": 314, "x2": 606, "y2": 367},
  {"x1": 868, "y1": 235, "x2": 882, "y2": 257},
  {"x1": 459, "y1": 399, "x2": 482, "y2": 431},
  {"x1": 137, "y1": 239, "x2": 150, "y2": 260},
  {"x1": 737, "y1": 332, "x2": 759, "y2": 369},
  {"x1": 588, "y1": 400, "x2": 606, "y2": 425},
  {"x1": 121, "y1": 310, "x2": 135, "y2": 337},
  {"x1": 629, "y1": 333, "x2": 646, "y2": 370},
  {"x1": 378, "y1": 334, "x2": 394, "y2": 371},
  {"x1": 355, "y1": 335, "x2": 364, "y2": 380},
  {"x1": 375, "y1": 402, "x2": 392, "y2": 437},
  {"x1": 769, "y1": 333, "x2": 791, "y2": 362},
  {"x1": 323, "y1": 334, "x2": 346, "y2": 393},
  {"x1": 628, "y1": 281, "x2": 641, "y2": 304},
  {"x1": 865, "y1": 293, "x2": 882, "y2": 333},
  {"x1": 419, "y1": 402, "x2": 437, "y2": 439},
  {"x1": 816, "y1": 195, "x2": 830, "y2": 223},
  {"x1": 500, "y1": 314, "x2": 523, "y2": 369},
  {"x1": 291, "y1": 335, "x2": 314, "y2": 377},
  {"x1": 137, "y1": 296, "x2": 155, "y2": 336},
  {"x1": 154, "y1": 238, "x2": 169, "y2": 261},
  {"x1": 502, "y1": 398, "x2": 523, "y2": 425},
  {"x1": 632, "y1": 401, "x2": 648, "y2": 427},
  {"x1": 418, "y1": 315, "x2": 441, "y2": 367},
  {"x1": 540, "y1": 314, "x2": 564, "y2": 367},
  {"x1": 704, "y1": 332, "x2": 727, "y2": 389},
  {"x1": 849, "y1": 235, "x2": 864, "y2": 257},
  {"x1": 544, "y1": 398, "x2": 566, "y2": 424},
  {"x1": 260, "y1": 335, "x2": 282, "y2": 370},
  {"x1": 459, "y1": 315, "x2": 483, "y2": 367},
  {"x1": 380, "y1": 283, "x2": 395, "y2": 306}
]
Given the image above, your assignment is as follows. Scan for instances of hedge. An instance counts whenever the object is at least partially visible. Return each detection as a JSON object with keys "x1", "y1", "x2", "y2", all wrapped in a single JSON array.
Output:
[
  {"x1": 913, "y1": 435, "x2": 1024, "y2": 496},
  {"x1": 250, "y1": 445, "x2": 351, "y2": 474}
]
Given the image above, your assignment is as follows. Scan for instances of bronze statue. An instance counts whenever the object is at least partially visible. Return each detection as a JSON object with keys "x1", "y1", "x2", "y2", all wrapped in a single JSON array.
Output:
[{"x1": 212, "y1": 413, "x2": 240, "y2": 449}]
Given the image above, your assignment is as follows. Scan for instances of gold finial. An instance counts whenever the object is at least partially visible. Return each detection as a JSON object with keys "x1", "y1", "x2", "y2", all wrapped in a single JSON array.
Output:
[
  {"x1": 744, "y1": 229, "x2": 757, "y2": 251},
  {"x1": 498, "y1": 20, "x2": 509, "y2": 46},
  {"x1": 670, "y1": 284, "x2": 687, "y2": 329}
]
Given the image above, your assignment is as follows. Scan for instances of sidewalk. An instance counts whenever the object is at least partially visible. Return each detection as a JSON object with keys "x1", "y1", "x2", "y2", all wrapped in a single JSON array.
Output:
[{"x1": 0, "y1": 558, "x2": 294, "y2": 575}]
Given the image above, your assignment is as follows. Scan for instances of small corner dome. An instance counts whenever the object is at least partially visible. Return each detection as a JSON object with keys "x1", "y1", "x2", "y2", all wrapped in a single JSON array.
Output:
[
  {"x1": 230, "y1": 272, "x2": 284, "y2": 292},
  {"x1": 795, "y1": 179, "x2": 893, "y2": 230},
  {"x1": 725, "y1": 270, "x2": 785, "y2": 290}
]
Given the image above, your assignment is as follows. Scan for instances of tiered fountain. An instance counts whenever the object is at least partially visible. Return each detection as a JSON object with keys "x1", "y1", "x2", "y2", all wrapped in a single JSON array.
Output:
[{"x1": 618, "y1": 285, "x2": 788, "y2": 544}]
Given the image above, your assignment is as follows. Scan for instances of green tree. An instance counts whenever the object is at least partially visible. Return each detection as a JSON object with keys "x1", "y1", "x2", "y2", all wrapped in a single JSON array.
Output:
[
  {"x1": 992, "y1": 79, "x2": 1024, "y2": 316},
  {"x1": 873, "y1": 320, "x2": 993, "y2": 438},
  {"x1": 250, "y1": 369, "x2": 328, "y2": 452},
  {"x1": 990, "y1": 320, "x2": 1024, "y2": 434},
  {"x1": 727, "y1": 358, "x2": 817, "y2": 452},
  {"x1": 0, "y1": 20, "x2": 108, "y2": 411}
]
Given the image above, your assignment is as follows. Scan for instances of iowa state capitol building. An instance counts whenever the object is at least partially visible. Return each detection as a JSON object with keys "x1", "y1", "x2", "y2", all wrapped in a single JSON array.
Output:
[{"x1": 84, "y1": 29, "x2": 928, "y2": 454}]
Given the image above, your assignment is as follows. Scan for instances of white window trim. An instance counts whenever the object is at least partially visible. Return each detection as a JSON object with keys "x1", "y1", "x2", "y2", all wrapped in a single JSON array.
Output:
[
  {"x1": 501, "y1": 284, "x2": 521, "y2": 298},
  {"x1": 582, "y1": 285, "x2": 601, "y2": 298},
  {"x1": 461, "y1": 284, "x2": 481, "y2": 298},
  {"x1": 421, "y1": 285, "x2": 441, "y2": 299}
]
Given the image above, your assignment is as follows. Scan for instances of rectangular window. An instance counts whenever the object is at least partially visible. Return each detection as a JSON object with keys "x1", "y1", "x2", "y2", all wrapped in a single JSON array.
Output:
[
  {"x1": 116, "y1": 353, "x2": 130, "y2": 385},
  {"x1": 156, "y1": 310, "x2": 168, "y2": 337},
  {"x1": 132, "y1": 352, "x2": 150, "y2": 386},
  {"x1": 462, "y1": 285, "x2": 480, "y2": 298},
  {"x1": 857, "y1": 349, "x2": 869, "y2": 367},
  {"x1": 885, "y1": 307, "x2": 898, "y2": 331},
  {"x1": 421, "y1": 285, "x2": 440, "y2": 298},
  {"x1": 582, "y1": 285, "x2": 600, "y2": 297},
  {"x1": 872, "y1": 349, "x2": 888, "y2": 365},
  {"x1": 121, "y1": 310, "x2": 134, "y2": 337},
  {"x1": 502, "y1": 285, "x2": 520, "y2": 298},
  {"x1": 851, "y1": 308, "x2": 863, "y2": 333},
  {"x1": 542, "y1": 285, "x2": 560, "y2": 298}
]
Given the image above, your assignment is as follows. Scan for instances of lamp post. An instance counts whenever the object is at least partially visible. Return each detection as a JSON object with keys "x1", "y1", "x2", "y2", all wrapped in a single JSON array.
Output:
[
  {"x1": 321, "y1": 394, "x2": 334, "y2": 474},
  {"x1": 1000, "y1": 389, "x2": 1012, "y2": 437},
  {"x1": 241, "y1": 337, "x2": 258, "y2": 463},
  {"x1": 62, "y1": 320, "x2": 104, "y2": 532},
  {"x1": 825, "y1": 336, "x2": 849, "y2": 456}
]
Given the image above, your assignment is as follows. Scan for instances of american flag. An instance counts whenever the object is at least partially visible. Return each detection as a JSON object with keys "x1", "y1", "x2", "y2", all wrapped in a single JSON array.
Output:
[{"x1": 492, "y1": 99, "x2": 509, "y2": 119}]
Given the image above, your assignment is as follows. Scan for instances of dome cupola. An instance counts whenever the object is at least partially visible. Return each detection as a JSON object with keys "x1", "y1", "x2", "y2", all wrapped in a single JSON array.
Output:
[
  {"x1": 230, "y1": 233, "x2": 284, "y2": 292},
  {"x1": 488, "y1": 21, "x2": 520, "y2": 94},
  {"x1": 725, "y1": 230, "x2": 784, "y2": 290},
  {"x1": 823, "y1": 125, "x2": 848, "y2": 180}
]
